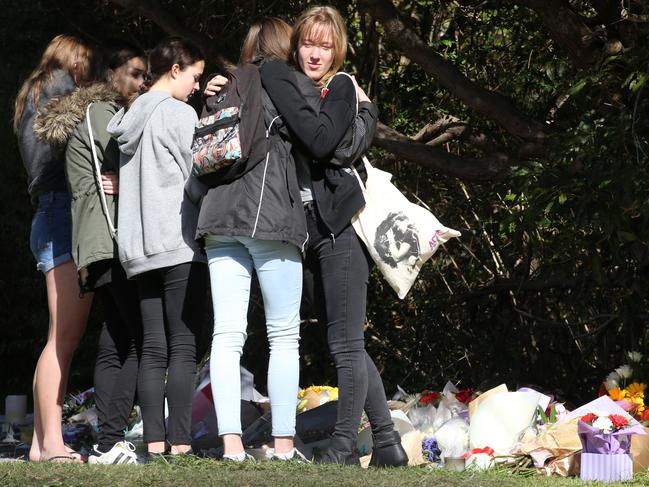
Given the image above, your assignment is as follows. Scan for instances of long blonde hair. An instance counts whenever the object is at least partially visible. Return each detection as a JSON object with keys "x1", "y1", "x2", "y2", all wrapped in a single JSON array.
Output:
[
  {"x1": 240, "y1": 18, "x2": 292, "y2": 65},
  {"x1": 291, "y1": 6, "x2": 347, "y2": 85},
  {"x1": 13, "y1": 34, "x2": 94, "y2": 132}
]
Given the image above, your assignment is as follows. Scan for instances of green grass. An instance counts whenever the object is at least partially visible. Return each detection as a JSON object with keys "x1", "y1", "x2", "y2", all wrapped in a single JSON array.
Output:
[{"x1": 0, "y1": 458, "x2": 647, "y2": 487}]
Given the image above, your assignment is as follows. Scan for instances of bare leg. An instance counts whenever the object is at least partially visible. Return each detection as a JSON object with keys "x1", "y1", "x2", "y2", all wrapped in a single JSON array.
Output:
[
  {"x1": 274, "y1": 436, "x2": 294, "y2": 455},
  {"x1": 147, "y1": 441, "x2": 166, "y2": 454},
  {"x1": 169, "y1": 444, "x2": 192, "y2": 454},
  {"x1": 222, "y1": 434, "x2": 244, "y2": 456},
  {"x1": 29, "y1": 261, "x2": 92, "y2": 462}
]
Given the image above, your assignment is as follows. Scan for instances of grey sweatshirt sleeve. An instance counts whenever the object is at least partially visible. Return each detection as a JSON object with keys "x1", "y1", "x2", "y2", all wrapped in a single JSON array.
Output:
[{"x1": 159, "y1": 100, "x2": 198, "y2": 179}]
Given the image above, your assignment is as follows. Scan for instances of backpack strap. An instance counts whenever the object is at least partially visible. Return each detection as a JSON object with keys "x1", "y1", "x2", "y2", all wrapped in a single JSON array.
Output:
[{"x1": 86, "y1": 103, "x2": 117, "y2": 239}]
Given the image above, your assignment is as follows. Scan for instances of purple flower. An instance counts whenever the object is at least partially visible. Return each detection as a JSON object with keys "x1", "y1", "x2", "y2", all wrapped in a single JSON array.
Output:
[{"x1": 422, "y1": 436, "x2": 441, "y2": 462}]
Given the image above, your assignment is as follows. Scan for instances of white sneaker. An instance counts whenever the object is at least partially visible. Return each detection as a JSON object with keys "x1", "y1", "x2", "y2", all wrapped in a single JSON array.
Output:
[
  {"x1": 265, "y1": 447, "x2": 310, "y2": 463},
  {"x1": 222, "y1": 451, "x2": 256, "y2": 463},
  {"x1": 88, "y1": 441, "x2": 138, "y2": 465}
]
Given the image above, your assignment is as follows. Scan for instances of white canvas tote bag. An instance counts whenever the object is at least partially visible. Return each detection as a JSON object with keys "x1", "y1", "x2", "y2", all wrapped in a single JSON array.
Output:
[{"x1": 351, "y1": 157, "x2": 461, "y2": 298}]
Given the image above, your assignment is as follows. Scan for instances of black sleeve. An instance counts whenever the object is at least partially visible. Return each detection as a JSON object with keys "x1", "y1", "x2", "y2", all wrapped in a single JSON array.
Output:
[
  {"x1": 260, "y1": 59, "x2": 355, "y2": 160},
  {"x1": 331, "y1": 101, "x2": 379, "y2": 167}
]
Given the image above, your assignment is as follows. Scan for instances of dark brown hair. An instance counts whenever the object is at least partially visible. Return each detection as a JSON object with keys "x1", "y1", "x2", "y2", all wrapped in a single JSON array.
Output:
[{"x1": 143, "y1": 37, "x2": 204, "y2": 90}]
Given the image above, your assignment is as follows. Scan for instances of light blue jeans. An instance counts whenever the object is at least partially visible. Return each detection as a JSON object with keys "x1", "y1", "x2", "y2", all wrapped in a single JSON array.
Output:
[{"x1": 205, "y1": 235, "x2": 302, "y2": 437}]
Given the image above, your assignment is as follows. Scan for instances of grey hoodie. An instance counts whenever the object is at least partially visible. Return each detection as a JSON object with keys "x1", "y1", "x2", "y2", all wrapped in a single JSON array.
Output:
[{"x1": 107, "y1": 90, "x2": 205, "y2": 278}]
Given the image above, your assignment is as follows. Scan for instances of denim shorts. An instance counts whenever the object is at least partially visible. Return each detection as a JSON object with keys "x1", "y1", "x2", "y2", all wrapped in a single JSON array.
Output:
[{"x1": 29, "y1": 191, "x2": 73, "y2": 273}]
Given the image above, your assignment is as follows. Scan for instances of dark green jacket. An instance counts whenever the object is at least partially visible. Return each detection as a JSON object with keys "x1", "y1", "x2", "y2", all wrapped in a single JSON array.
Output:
[{"x1": 34, "y1": 83, "x2": 122, "y2": 289}]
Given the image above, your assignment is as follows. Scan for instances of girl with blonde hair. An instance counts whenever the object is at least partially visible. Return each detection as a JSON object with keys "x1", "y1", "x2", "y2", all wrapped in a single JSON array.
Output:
[
  {"x1": 14, "y1": 33, "x2": 97, "y2": 463},
  {"x1": 260, "y1": 6, "x2": 408, "y2": 466}
]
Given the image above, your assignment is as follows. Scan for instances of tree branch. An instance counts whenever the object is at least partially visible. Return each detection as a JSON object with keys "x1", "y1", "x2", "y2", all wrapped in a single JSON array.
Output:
[
  {"x1": 374, "y1": 122, "x2": 515, "y2": 180},
  {"x1": 108, "y1": 0, "x2": 234, "y2": 70},
  {"x1": 517, "y1": 0, "x2": 601, "y2": 65},
  {"x1": 358, "y1": 0, "x2": 548, "y2": 142},
  {"x1": 412, "y1": 115, "x2": 467, "y2": 144}
]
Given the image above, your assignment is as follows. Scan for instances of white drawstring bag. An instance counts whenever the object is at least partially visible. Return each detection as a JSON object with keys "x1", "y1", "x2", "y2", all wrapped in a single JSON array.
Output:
[{"x1": 351, "y1": 157, "x2": 461, "y2": 299}]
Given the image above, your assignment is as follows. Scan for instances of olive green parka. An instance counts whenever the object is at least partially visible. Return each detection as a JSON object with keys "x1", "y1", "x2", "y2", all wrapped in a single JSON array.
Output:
[{"x1": 34, "y1": 83, "x2": 122, "y2": 290}]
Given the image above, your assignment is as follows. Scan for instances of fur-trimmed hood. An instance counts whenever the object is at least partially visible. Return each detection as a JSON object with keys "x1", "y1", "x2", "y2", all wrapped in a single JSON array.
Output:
[{"x1": 34, "y1": 83, "x2": 122, "y2": 146}]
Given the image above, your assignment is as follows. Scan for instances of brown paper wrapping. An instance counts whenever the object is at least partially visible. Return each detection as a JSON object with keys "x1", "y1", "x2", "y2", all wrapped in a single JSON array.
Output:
[
  {"x1": 539, "y1": 452, "x2": 581, "y2": 477},
  {"x1": 631, "y1": 426, "x2": 649, "y2": 473},
  {"x1": 359, "y1": 429, "x2": 426, "y2": 468},
  {"x1": 512, "y1": 417, "x2": 582, "y2": 476}
]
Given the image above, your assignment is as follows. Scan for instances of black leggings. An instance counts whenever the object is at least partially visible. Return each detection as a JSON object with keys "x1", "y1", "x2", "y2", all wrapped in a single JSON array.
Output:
[
  {"x1": 135, "y1": 261, "x2": 207, "y2": 445},
  {"x1": 303, "y1": 206, "x2": 394, "y2": 450},
  {"x1": 94, "y1": 264, "x2": 142, "y2": 452}
]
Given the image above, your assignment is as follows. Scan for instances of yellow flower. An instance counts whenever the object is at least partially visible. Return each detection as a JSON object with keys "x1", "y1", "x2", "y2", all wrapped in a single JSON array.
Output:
[
  {"x1": 296, "y1": 385, "x2": 339, "y2": 413},
  {"x1": 626, "y1": 382, "x2": 647, "y2": 399},
  {"x1": 297, "y1": 385, "x2": 339, "y2": 399},
  {"x1": 629, "y1": 394, "x2": 645, "y2": 409},
  {"x1": 608, "y1": 388, "x2": 627, "y2": 401}
]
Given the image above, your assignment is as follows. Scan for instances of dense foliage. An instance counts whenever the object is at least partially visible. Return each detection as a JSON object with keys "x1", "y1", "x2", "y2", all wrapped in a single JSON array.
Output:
[{"x1": 1, "y1": 0, "x2": 647, "y2": 407}]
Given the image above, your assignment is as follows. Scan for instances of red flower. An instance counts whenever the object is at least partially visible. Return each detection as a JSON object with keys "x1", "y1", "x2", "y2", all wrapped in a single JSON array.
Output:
[
  {"x1": 419, "y1": 391, "x2": 439, "y2": 406},
  {"x1": 320, "y1": 87, "x2": 329, "y2": 99},
  {"x1": 609, "y1": 414, "x2": 629, "y2": 428},
  {"x1": 580, "y1": 413, "x2": 596, "y2": 423},
  {"x1": 455, "y1": 388, "x2": 474, "y2": 404},
  {"x1": 636, "y1": 409, "x2": 649, "y2": 421}
]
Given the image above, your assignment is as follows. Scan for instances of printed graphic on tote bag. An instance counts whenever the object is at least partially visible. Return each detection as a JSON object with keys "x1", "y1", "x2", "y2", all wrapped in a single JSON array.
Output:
[{"x1": 375, "y1": 212, "x2": 422, "y2": 273}]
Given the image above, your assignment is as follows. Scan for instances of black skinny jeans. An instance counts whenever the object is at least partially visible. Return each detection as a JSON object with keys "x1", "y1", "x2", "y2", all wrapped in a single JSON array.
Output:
[
  {"x1": 135, "y1": 261, "x2": 207, "y2": 445},
  {"x1": 94, "y1": 264, "x2": 142, "y2": 452},
  {"x1": 303, "y1": 204, "x2": 394, "y2": 450}
]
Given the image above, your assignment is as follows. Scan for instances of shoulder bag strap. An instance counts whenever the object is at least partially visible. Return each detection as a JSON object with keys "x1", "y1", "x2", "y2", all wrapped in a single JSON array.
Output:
[{"x1": 86, "y1": 103, "x2": 117, "y2": 239}]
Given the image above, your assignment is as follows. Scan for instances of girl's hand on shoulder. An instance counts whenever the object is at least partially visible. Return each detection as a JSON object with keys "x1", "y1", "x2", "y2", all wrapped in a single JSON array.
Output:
[
  {"x1": 101, "y1": 172, "x2": 119, "y2": 195},
  {"x1": 351, "y1": 75, "x2": 370, "y2": 103},
  {"x1": 204, "y1": 75, "x2": 228, "y2": 97}
]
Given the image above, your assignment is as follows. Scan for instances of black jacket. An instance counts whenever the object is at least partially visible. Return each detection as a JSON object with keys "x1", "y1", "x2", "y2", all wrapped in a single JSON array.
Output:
[
  {"x1": 195, "y1": 84, "x2": 308, "y2": 250},
  {"x1": 17, "y1": 70, "x2": 76, "y2": 202},
  {"x1": 260, "y1": 60, "x2": 378, "y2": 237}
]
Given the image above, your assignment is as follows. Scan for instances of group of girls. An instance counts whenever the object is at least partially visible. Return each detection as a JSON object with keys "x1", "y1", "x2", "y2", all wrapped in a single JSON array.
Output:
[{"x1": 14, "y1": 5, "x2": 407, "y2": 467}]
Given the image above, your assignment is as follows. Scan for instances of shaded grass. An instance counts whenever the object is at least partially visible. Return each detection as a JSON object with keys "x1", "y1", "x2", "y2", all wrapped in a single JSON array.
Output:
[{"x1": 1, "y1": 458, "x2": 648, "y2": 487}]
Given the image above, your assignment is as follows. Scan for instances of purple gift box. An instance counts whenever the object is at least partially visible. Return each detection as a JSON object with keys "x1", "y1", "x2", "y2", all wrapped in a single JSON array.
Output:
[
  {"x1": 578, "y1": 419, "x2": 645, "y2": 482},
  {"x1": 580, "y1": 453, "x2": 633, "y2": 482}
]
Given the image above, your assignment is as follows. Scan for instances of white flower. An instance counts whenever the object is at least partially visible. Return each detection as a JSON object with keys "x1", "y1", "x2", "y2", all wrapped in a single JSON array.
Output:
[
  {"x1": 607, "y1": 370, "x2": 621, "y2": 381},
  {"x1": 592, "y1": 416, "x2": 614, "y2": 433},
  {"x1": 615, "y1": 365, "x2": 633, "y2": 379},
  {"x1": 627, "y1": 351, "x2": 643, "y2": 363},
  {"x1": 605, "y1": 371, "x2": 621, "y2": 390}
]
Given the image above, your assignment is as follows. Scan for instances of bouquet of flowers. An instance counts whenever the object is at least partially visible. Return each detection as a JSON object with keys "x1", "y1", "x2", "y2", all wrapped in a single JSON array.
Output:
[
  {"x1": 422, "y1": 436, "x2": 441, "y2": 463},
  {"x1": 297, "y1": 385, "x2": 338, "y2": 414},
  {"x1": 578, "y1": 409, "x2": 645, "y2": 482},
  {"x1": 62, "y1": 388, "x2": 96, "y2": 423},
  {"x1": 601, "y1": 351, "x2": 649, "y2": 421},
  {"x1": 579, "y1": 412, "x2": 631, "y2": 450}
]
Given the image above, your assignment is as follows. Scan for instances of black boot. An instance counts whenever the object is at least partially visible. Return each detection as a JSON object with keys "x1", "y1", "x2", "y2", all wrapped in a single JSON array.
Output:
[
  {"x1": 315, "y1": 437, "x2": 360, "y2": 466},
  {"x1": 368, "y1": 430, "x2": 408, "y2": 467}
]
